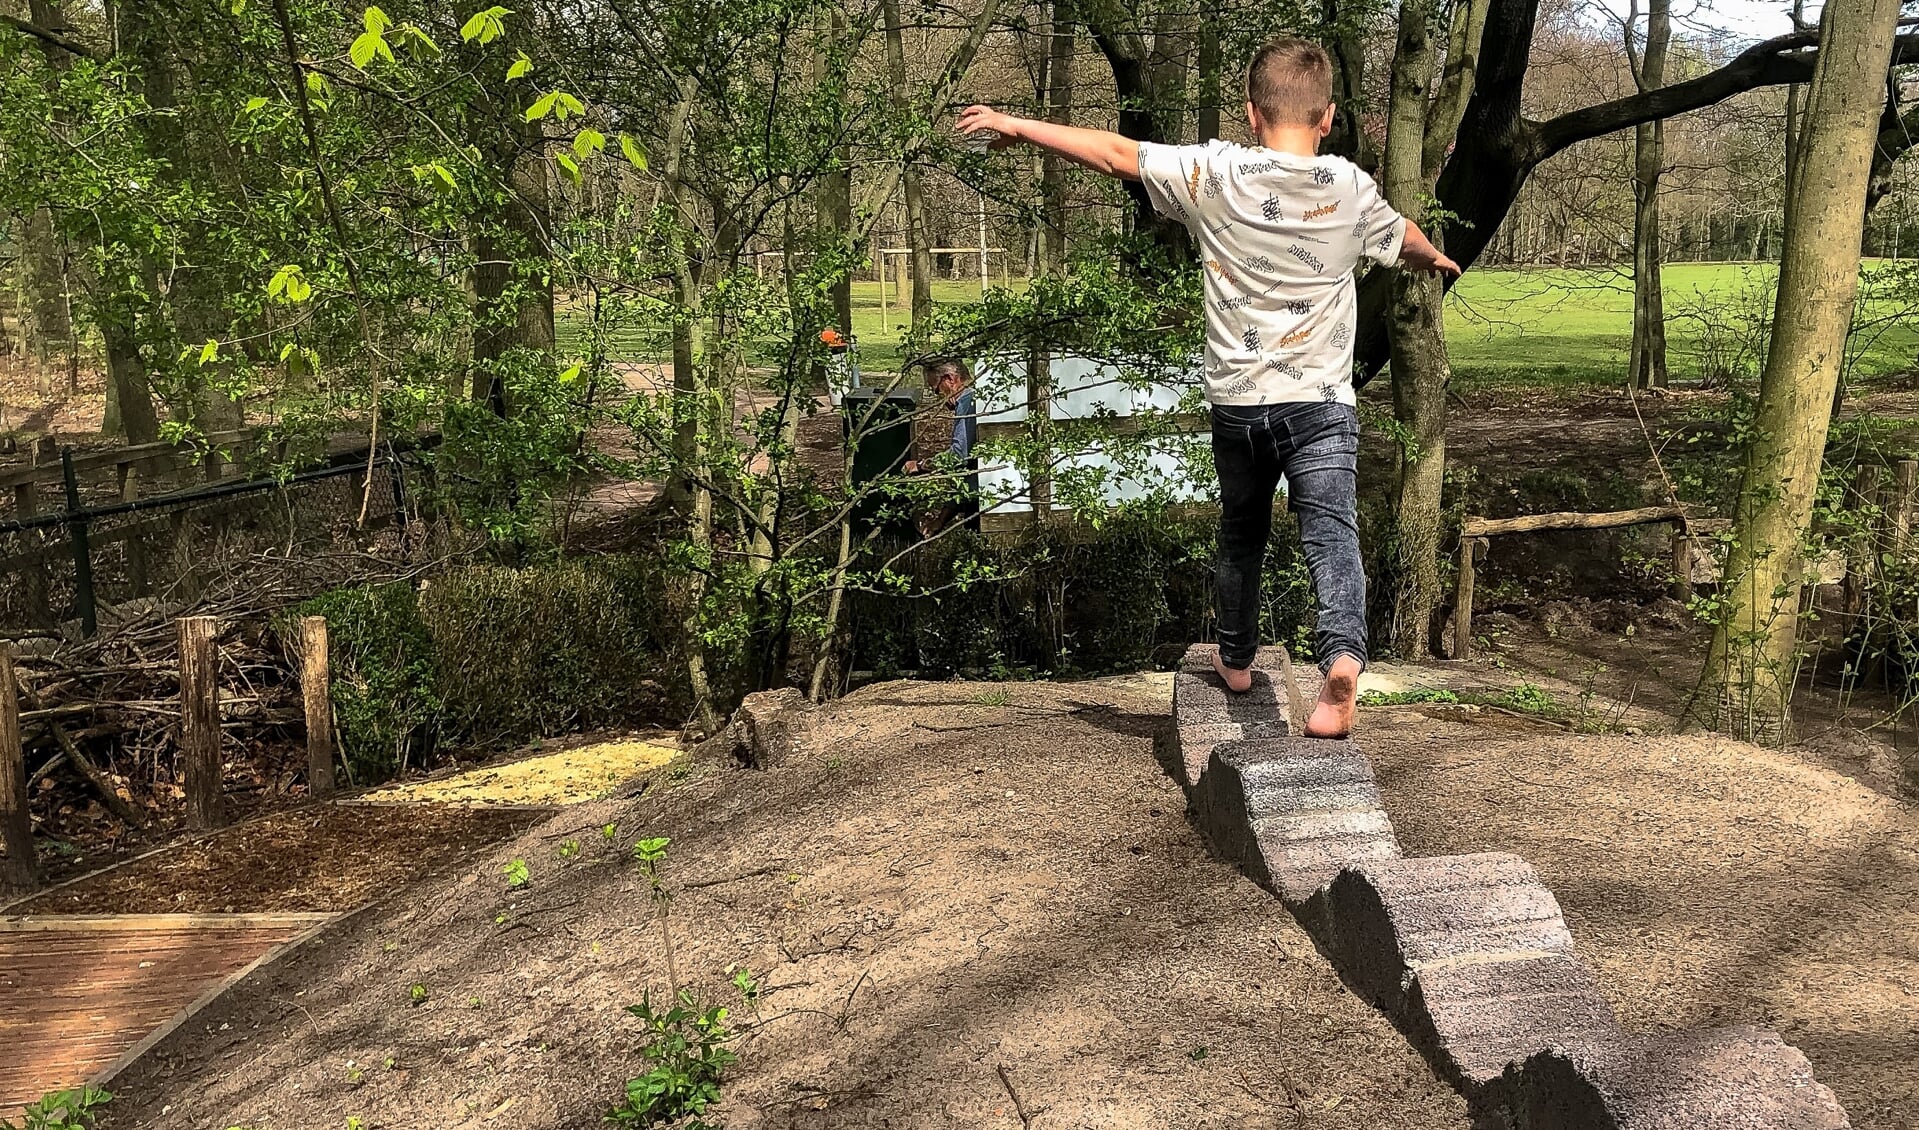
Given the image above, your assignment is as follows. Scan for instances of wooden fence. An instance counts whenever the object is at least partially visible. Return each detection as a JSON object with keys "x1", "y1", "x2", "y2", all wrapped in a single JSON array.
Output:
[{"x1": 0, "y1": 611, "x2": 341, "y2": 895}]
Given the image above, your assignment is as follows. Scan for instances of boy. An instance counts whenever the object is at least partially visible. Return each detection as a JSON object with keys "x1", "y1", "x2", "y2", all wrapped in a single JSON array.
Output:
[{"x1": 957, "y1": 36, "x2": 1459, "y2": 736}]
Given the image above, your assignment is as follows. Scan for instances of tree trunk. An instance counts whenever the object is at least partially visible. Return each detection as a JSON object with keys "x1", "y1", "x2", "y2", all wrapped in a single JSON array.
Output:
[
  {"x1": 1695, "y1": 0, "x2": 1903, "y2": 743},
  {"x1": 823, "y1": 10, "x2": 853, "y2": 335},
  {"x1": 1380, "y1": 0, "x2": 1451, "y2": 659},
  {"x1": 471, "y1": 125, "x2": 557, "y2": 412},
  {"x1": 1629, "y1": 0, "x2": 1671, "y2": 389},
  {"x1": 102, "y1": 316, "x2": 159, "y2": 444},
  {"x1": 1196, "y1": 21, "x2": 1220, "y2": 143},
  {"x1": 21, "y1": 208, "x2": 70, "y2": 368},
  {"x1": 1324, "y1": 0, "x2": 1376, "y2": 170},
  {"x1": 881, "y1": 0, "x2": 934, "y2": 331}
]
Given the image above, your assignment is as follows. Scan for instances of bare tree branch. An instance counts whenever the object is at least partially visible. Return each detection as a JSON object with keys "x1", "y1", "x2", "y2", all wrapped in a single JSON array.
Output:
[{"x1": 0, "y1": 13, "x2": 100, "y2": 60}]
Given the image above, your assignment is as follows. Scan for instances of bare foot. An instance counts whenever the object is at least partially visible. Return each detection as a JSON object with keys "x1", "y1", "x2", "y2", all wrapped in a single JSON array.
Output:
[
  {"x1": 1212, "y1": 650, "x2": 1253, "y2": 693},
  {"x1": 1305, "y1": 653, "x2": 1362, "y2": 738}
]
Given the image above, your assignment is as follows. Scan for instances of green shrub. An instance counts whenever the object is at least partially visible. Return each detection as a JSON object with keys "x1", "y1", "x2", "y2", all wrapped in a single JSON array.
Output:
[
  {"x1": 417, "y1": 559, "x2": 663, "y2": 747},
  {"x1": 288, "y1": 581, "x2": 440, "y2": 784},
  {"x1": 846, "y1": 512, "x2": 1316, "y2": 677},
  {"x1": 289, "y1": 554, "x2": 681, "y2": 780}
]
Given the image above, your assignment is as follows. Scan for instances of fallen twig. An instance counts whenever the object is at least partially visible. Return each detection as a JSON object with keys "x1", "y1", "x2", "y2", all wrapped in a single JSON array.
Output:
[{"x1": 995, "y1": 1064, "x2": 1034, "y2": 1129}]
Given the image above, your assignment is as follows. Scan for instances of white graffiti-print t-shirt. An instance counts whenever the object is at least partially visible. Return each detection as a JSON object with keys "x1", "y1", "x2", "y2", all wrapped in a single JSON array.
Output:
[{"x1": 1136, "y1": 141, "x2": 1406, "y2": 406}]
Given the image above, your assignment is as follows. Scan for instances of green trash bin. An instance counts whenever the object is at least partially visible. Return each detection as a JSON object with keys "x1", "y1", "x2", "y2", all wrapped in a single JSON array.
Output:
[{"x1": 842, "y1": 387, "x2": 919, "y2": 538}]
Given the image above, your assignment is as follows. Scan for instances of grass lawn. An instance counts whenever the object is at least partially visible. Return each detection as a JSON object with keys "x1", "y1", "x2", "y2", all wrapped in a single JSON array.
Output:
[{"x1": 563, "y1": 262, "x2": 1919, "y2": 392}]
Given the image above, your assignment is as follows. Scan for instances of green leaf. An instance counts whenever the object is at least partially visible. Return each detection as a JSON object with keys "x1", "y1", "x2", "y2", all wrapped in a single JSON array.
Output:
[
  {"x1": 362, "y1": 6, "x2": 392, "y2": 34},
  {"x1": 229, "y1": 0, "x2": 246, "y2": 13},
  {"x1": 243, "y1": 95, "x2": 269, "y2": 113},
  {"x1": 619, "y1": 134, "x2": 648, "y2": 171},
  {"x1": 505, "y1": 51, "x2": 532, "y2": 81},
  {"x1": 555, "y1": 152, "x2": 581, "y2": 184},
  {"x1": 306, "y1": 71, "x2": 330, "y2": 97},
  {"x1": 398, "y1": 24, "x2": 440, "y2": 56},
  {"x1": 558, "y1": 363, "x2": 582, "y2": 384},
  {"x1": 268, "y1": 264, "x2": 310, "y2": 304},
  {"x1": 524, "y1": 91, "x2": 560, "y2": 121},
  {"x1": 554, "y1": 91, "x2": 584, "y2": 121},
  {"x1": 572, "y1": 128, "x2": 605, "y2": 159},
  {"x1": 198, "y1": 339, "x2": 220, "y2": 366},
  {"x1": 349, "y1": 30, "x2": 388, "y2": 69},
  {"x1": 460, "y1": 5, "x2": 511, "y2": 44}
]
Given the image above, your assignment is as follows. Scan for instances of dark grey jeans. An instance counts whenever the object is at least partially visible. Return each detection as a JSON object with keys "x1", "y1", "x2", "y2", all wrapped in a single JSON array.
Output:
[{"x1": 1210, "y1": 401, "x2": 1367, "y2": 674}]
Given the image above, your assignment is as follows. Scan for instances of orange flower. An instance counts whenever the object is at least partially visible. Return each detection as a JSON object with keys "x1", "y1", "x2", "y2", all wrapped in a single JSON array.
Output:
[{"x1": 820, "y1": 328, "x2": 846, "y2": 348}]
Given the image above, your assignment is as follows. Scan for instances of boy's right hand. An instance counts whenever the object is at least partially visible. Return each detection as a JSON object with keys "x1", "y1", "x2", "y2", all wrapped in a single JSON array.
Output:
[{"x1": 957, "y1": 105, "x2": 1021, "y2": 149}]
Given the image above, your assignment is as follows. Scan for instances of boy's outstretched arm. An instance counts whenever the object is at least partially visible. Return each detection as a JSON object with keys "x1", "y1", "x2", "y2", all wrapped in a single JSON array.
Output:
[
  {"x1": 957, "y1": 105, "x2": 1140, "y2": 181},
  {"x1": 1400, "y1": 220, "x2": 1463, "y2": 278}
]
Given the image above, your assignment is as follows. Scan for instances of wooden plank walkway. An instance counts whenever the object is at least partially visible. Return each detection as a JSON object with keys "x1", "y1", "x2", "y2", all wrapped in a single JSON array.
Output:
[{"x1": 0, "y1": 914, "x2": 334, "y2": 1112}]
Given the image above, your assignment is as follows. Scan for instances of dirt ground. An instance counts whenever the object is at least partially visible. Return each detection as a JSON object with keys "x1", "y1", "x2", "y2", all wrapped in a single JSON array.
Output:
[
  {"x1": 94, "y1": 671, "x2": 1919, "y2": 1129},
  {"x1": 103, "y1": 677, "x2": 1470, "y2": 1130},
  {"x1": 1364, "y1": 706, "x2": 1919, "y2": 1129},
  {"x1": 10, "y1": 805, "x2": 535, "y2": 915}
]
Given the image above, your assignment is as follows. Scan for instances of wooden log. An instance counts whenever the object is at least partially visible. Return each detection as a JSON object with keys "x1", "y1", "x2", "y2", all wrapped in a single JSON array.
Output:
[
  {"x1": 1459, "y1": 505, "x2": 1686, "y2": 539},
  {"x1": 46, "y1": 719, "x2": 147, "y2": 830},
  {"x1": 0, "y1": 645, "x2": 35, "y2": 892},
  {"x1": 177, "y1": 616, "x2": 224, "y2": 830},
  {"x1": 301, "y1": 616, "x2": 335, "y2": 798},
  {"x1": 1453, "y1": 536, "x2": 1482, "y2": 660}
]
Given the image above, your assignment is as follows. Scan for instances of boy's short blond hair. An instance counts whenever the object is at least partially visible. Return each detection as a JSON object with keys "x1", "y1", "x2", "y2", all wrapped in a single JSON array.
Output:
[{"x1": 1247, "y1": 37, "x2": 1334, "y2": 127}]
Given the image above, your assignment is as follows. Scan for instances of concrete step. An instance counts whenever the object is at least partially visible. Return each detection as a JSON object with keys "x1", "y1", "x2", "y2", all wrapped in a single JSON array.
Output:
[
  {"x1": 1189, "y1": 736, "x2": 1399, "y2": 904},
  {"x1": 1505, "y1": 1027, "x2": 1851, "y2": 1129}
]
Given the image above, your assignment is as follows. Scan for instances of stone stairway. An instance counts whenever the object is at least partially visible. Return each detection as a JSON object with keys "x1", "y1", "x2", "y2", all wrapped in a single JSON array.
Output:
[{"x1": 1171, "y1": 643, "x2": 1849, "y2": 1129}]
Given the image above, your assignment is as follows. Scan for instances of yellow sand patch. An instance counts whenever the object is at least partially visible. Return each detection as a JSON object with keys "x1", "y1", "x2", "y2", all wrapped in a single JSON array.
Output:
[{"x1": 356, "y1": 740, "x2": 681, "y2": 807}]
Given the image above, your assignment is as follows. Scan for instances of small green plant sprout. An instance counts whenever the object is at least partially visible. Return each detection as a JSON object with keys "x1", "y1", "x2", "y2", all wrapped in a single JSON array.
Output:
[
  {"x1": 346, "y1": 1117, "x2": 365, "y2": 1130},
  {"x1": 408, "y1": 982, "x2": 429, "y2": 1006},
  {"x1": 1494, "y1": 682, "x2": 1561, "y2": 717},
  {"x1": 1188, "y1": 1045, "x2": 1209, "y2": 1061},
  {"x1": 607, "y1": 990, "x2": 739, "y2": 1128},
  {"x1": 631, "y1": 836, "x2": 679, "y2": 991},
  {"x1": 383, "y1": 1056, "x2": 398, "y2": 1071},
  {"x1": 729, "y1": 967, "x2": 761, "y2": 1004},
  {"x1": 1357, "y1": 687, "x2": 1461, "y2": 707},
  {"x1": 504, "y1": 858, "x2": 531, "y2": 888},
  {"x1": 558, "y1": 839, "x2": 582, "y2": 860},
  {"x1": 468, "y1": 996, "x2": 483, "y2": 1010},
  {"x1": 632, "y1": 836, "x2": 670, "y2": 870},
  {"x1": 602, "y1": 822, "x2": 619, "y2": 845},
  {"x1": 346, "y1": 1061, "x2": 366, "y2": 1085},
  {"x1": 1, "y1": 1086, "x2": 112, "y2": 1130},
  {"x1": 973, "y1": 687, "x2": 1011, "y2": 707}
]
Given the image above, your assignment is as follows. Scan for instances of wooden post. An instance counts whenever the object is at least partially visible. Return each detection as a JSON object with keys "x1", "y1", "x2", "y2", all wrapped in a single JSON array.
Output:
[
  {"x1": 1671, "y1": 532, "x2": 1696, "y2": 602},
  {"x1": 1891, "y1": 459, "x2": 1917, "y2": 558},
  {"x1": 1453, "y1": 536, "x2": 1481, "y2": 660},
  {"x1": 301, "y1": 616, "x2": 336, "y2": 798},
  {"x1": 1843, "y1": 464, "x2": 1886, "y2": 626},
  {"x1": 177, "y1": 616, "x2": 224, "y2": 829},
  {"x1": 0, "y1": 645, "x2": 35, "y2": 892},
  {"x1": 120, "y1": 460, "x2": 149, "y2": 594},
  {"x1": 60, "y1": 448, "x2": 96, "y2": 638}
]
